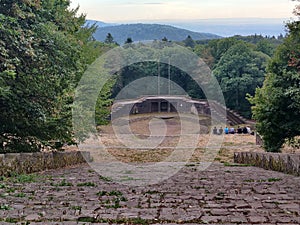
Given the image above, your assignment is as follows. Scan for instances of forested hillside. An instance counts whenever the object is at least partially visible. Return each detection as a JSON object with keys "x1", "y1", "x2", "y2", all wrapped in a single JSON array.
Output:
[
  {"x1": 112, "y1": 35, "x2": 281, "y2": 118},
  {"x1": 93, "y1": 23, "x2": 221, "y2": 44}
]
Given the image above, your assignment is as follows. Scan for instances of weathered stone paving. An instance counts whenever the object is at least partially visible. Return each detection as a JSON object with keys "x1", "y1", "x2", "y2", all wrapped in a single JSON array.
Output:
[{"x1": 0, "y1": 163, "x2": 299, "y2": 224}]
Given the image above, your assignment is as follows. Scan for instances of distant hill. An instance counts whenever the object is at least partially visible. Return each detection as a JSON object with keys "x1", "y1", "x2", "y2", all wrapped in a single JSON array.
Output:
[
  {"x1": 86, "y1": 20, "x2": 117, "y2": 28},
  {"x1": 92, "y1": 23, "x2": 221, "y2": 44}
]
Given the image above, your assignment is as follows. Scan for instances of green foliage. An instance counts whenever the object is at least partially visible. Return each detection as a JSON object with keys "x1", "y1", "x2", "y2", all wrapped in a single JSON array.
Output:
[
  {"x1": 0, "y1": 205, "x2": 11, "y2": 210},
  {"x1": 95, "y1": 78, "x2": 115, "y2": 125},
  {"x1": 183, "y1": 35, "x2": 195, "y2": 48},
  {"x1": 104, "y1": 33, "x2": 115, "y2": 44},
  {"x1": 125, "y1": 37, "x2": 133, "y2": 44},
  {"x1": 213, "y1": 42, "x2": 270, "y2": 118},
  {"x1": 249, "y1": 2, "x2": 300, "y2": 152},
  {"x1": 112, "y1": 43, "x2": 206, "y2": 100},
  {"x1": 208, "y1": 37, "x2": 240, "y2": 64},
  {"x1": 0, "y1": 0, "x2": 103, "y2": 152},
  {"x1": 256, "y1": 39, "x2": 276, "y2": 57},
  {"x1": 11, "y1": 173, "x2": 40, "y2": 183},
  {"x1": 77, "y1": 182, "x2": 96, "y2": 187}
]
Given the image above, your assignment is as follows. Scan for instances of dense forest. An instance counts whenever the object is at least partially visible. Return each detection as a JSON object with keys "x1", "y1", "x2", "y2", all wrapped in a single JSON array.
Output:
[
  {"x1": 0, "y1": 0, "x2": 299, "y2": 153},
  {"x1": 112, "y1": 35, "x2": 282, "y2": 118}
]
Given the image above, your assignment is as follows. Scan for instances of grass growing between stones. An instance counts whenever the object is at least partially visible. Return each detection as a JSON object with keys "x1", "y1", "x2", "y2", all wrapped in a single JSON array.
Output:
[
  {"x1": 243, "y1": 178, "x2": 282, "y2": 183},
  {"x1": 51, "y1": 179, "x2": 73, "y2": 187},
  {"x1": 99, "y1": 175, "x2": 113, "y2": 182},
  {"x1": 70, "y1": 205, "x2": 82, "y2": 210},
  {"x1": 14, "y1": 192, "x2": 26, "y2": 198},
  {"x1": 8, "y1": 173, "x2": 43, "y2": 183},
  {"x1": 223, "y1": 162, "x2": 253, "y2": 167},
  {"x1": 77, "y1": 182, "x2": 96, "y2": 187},
  {"x1": 0, "y1": 204, "x2": 12, "y2": 210},
  {"x1": 97, "y1": 190, "x2": 127, "y2": 209},
  {"x1": 4, "y1": 218, "x2": 19, "y2": 223}
]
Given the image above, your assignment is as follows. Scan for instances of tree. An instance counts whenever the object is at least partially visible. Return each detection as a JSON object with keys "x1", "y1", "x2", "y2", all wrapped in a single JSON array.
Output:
[
  {"x1": 249, "y1": 1, "x2": 300, "y2": 152},
  {"x1": 0, "y1": 0, "x2": 98, "y2": 152},
  {"x1": 162, "y1": 37, "x2": 169, "y2": 42},
  {"x1": 125, "y1": 37, "x2": 133, "y2": 44},
  {"x1": 194, "y1": 44, "x2": 215, "y2": 69},
  {"x1": 104, "y1": 33, "x2": 115, "y2": 44},
  {"x1": 213, "y1": 42, "x2": 269, "y2": 118},
  {"x1": 256, "y1": 39, "x2": 275, "y2": 57},
  {"x1": 183, "y1": 35, "x2": 195, "y2": 48},
  {"x1": 208, "y1": 38, "x2": 240, "y2": 66}
]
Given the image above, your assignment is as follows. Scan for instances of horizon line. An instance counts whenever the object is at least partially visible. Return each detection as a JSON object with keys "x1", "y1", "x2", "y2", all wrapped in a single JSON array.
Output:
[{"x1": 87, "y1": 17, "x2": 294, "y2": 23}]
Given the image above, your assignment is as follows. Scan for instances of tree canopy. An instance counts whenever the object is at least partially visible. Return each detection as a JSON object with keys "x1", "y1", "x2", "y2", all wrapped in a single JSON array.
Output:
[
  {"x1": 249, "y1": 1, "x2": 300, "y2": 152},
  {"x1": 0, "y1": 0, "x2": 100, "y2": 152},
  {"x1": 213, "y1": 42, "x2": 269, "y2": 117}
]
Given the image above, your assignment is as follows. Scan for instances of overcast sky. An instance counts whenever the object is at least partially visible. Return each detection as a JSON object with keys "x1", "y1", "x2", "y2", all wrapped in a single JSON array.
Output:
[{"x1": 70, "y1": 0, "x2": 297, "y2": 22}]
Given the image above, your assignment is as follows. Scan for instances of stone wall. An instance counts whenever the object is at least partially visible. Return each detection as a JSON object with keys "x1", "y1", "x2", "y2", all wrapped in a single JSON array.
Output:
[
  {"x1": 234, "y1": 152, "x2": 300, "y2": 176},
  {"x1": 0, "y1": 151, "x2": 91, "y2": 176}
]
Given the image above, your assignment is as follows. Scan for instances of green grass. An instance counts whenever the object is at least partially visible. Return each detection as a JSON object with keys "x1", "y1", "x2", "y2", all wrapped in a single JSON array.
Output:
[
  {"x1": 105, "y1": 198, "x2": 121, "y2": 209},
  {"x1": 108, "y1": 190, "x2": 123, "y2": 196},
  {"x1": 244, "y1": 178, "x2": 282, "y2": 183},
  {"x1": 11, "y1": 174, "x2": 41, "y2": 183},
  {"x1": 120, "y1": 176, "x2": 141, "y2": 182},
  {"x1": 97, "y1": 190, "x2": 127, "y2": 209},
  {"x1": 70, "y1": 206, "x2": 82, "y2": 210},
  {"x1": 77, "y1": 182, "x2": 96, "y2": 187},
  {"x1": 78, "y1": 217, "x2": 96, "y2": 223},
  {"x1": 267, "y1": 178, "x2": 282, "y2": 182},
  {"x1": 97, "y1": 190, "x2": 123, "y2": 197},
  {"x1": 14, "y1": 192, "x2": 26, "y2": 198},
  {"x1": 99, "y1": 176, "x2": 113, "y2": 182},
  {"x1": 51, "y1": 179, "x2": 73, "y2": 187},
  {"x1": 120, "y1": 196, "x2": 128, "y2": 202},
  {"x1": 97, "y1": 191, "x2": 107, "y2": 196},
  {"x1": 4, "y1": 218, "x2": 19, "y2": 223},
  {"x1": 0, "y1": 205, "x2": 12, "y2": 210},
  {"x1": 6, "y1": 188, "x2": 16, "y2": 193}
]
